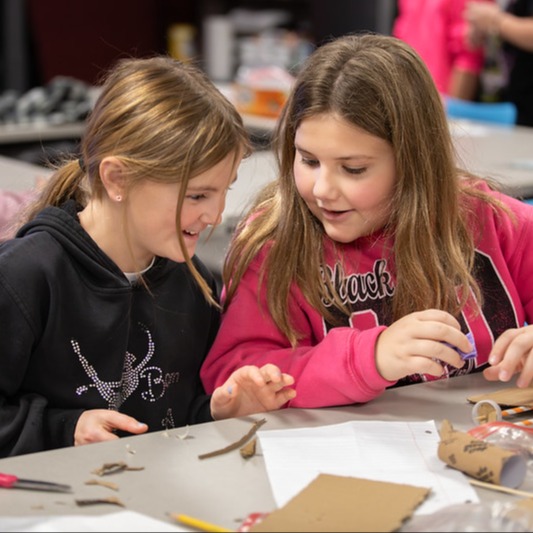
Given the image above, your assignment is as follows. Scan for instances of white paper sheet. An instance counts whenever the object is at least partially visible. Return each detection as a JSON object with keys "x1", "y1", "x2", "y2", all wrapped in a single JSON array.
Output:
[
  {"x1": 0, "y1": 510, "x2": 187, "y2": 532},
  {"x1": 257, "y1": 419, "x2": 479, "y2": 515}
]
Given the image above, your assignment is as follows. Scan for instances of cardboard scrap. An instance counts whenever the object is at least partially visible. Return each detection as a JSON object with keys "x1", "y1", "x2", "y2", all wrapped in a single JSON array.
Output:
[
  {"x1": 438, "y1": 420, "x2": 527, "y2": 489},
  {"x1": 467, "y1": 386, "x2": 533, "y2": 408},
  {"x1": 240, "y1": 437, "x2": 257, "y2": 459},
  {"x1": 248, "y1": 473, "x2": 429, "y2": 532}
]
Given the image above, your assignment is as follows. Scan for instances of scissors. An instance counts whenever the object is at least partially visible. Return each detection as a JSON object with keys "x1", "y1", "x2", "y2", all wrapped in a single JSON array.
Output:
[{"x1": 0, "y1": 472, "x2": 72, "y2": 493}]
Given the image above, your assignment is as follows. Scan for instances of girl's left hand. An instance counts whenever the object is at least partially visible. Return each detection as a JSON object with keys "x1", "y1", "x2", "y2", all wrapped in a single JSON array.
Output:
[
  {"x1": 210, "y1": 364, "x2": 296, "y2": 420},
  {"x1": 484, "y1": 325, "x2": 533, "y2": 388}
]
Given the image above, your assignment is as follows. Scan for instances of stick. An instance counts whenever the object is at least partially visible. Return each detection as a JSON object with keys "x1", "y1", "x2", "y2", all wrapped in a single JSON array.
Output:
[
  {"x1": 469, "y1": 478, "x2": 533, "y2": 499},
  {"x1": 198, "y1": 418, "x2": 267, "y2": 460},
  {"x1": 515, "y1": 418, "x2": 533, "y2": 427},
  {"x1": 501, "y1": 405, "x2": 533, "y2": 418}
]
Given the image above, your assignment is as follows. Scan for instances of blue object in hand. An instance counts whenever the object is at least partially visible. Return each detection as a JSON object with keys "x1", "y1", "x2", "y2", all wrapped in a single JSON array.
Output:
[{"x1": 445, "y1": 332, "x2": 476, "y2": 360}]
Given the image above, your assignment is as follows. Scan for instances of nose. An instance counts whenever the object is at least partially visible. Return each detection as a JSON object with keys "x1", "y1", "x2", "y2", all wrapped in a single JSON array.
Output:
[
  {"x1": 201, "y1": 195, "x2": 225, "y2": 226},
  {"x1": 312, "y1": 166, "x2": 338, "y2": 202},
  {"x1": 201, "y1": 210, "x2": 223, "y2": 227}
]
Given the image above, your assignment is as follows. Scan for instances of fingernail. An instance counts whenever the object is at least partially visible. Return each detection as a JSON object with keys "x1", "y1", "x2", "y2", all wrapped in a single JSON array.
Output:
[
  {"x1": 488, "y1": 354, "x2": 498, "y2": 365},
  {"x1": 499, "y1": 370, "x2": 510, "y2": 381}
]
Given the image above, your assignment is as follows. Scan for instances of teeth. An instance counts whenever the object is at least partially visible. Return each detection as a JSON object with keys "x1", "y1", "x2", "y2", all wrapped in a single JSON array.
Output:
[{"x1": 184, "y1": 230, "x2": 198, "y2": 235}]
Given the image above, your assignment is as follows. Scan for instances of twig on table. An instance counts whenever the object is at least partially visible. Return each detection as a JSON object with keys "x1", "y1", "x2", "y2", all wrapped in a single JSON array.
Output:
[{"x1": 198, "y1": 418, "x2": 267, "y2": 460}]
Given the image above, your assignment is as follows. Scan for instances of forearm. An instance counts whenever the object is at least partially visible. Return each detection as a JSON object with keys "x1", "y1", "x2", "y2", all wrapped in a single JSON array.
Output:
[
  {"x1": 448, "y1": 69, "x2": 480, "y2": 100},
  {"x1": 467, "y1": 3, "x2": 533, "y2": 52},
  {"x1": 0, "y1": 396, "x2": 81, "y2": 457},
  {"x1": 497, "y1": 13, "x2": 533, "y2": 52}
]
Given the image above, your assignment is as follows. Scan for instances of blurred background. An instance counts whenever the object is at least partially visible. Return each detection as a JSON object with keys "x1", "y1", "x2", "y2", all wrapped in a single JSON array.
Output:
[{"x1": 1, "y1": 0, "x2": 396, "y2": 92}]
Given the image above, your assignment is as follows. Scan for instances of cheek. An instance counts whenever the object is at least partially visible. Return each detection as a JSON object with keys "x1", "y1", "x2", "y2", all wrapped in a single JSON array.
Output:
[
  {"x1": 356, "y1": 188, "x2": 393, "y2": 223},
  {"x1": 347, "y1": 175, "x2": 394, "y2": 211},
  {"x1": 294, "y1": 166, "x2": 314, "y2": 200}
]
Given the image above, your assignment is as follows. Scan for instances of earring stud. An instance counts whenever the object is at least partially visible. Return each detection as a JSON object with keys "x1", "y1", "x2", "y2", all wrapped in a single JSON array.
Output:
[{"x1": 115, "y1": 195, "x2": 122, "y2": 202}]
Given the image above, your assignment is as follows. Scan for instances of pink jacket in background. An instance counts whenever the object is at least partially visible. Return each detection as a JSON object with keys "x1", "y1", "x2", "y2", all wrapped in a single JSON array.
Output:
[{"x1": 393, "y1": 0, "x2": 487, "y2": 95}]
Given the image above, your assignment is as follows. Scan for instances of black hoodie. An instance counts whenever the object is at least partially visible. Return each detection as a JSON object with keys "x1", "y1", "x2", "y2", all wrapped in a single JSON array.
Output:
[{"x1": 0, "y1": 200, "x2": 218, "y2": 457}]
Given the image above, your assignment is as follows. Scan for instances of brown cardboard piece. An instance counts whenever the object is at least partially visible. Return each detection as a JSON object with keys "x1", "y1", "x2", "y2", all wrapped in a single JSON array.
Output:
[
  {"x1": 467, "y1": 386, "x2": 533, "y2": 408},
  {"x1": 249, "y1": 473, "x2": 429, "y2": 532},
  {"x1": 438, "y1": 419, "x2": 527, "y2": 488}
]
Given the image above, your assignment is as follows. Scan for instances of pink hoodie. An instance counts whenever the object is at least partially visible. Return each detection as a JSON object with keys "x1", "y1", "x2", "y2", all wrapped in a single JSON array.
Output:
[{"x1": 201, "y1": 184, "x2": 533, "y2": 408}]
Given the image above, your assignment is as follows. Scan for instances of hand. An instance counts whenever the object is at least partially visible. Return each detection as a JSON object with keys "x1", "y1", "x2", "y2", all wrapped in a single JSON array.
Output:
[
  {"x1": 375, "y1": 309, "x2": 469, "y2": 382},
  {"x1": 483, "y1": 325, "x2": 533, "y2": 388},
  {"x1": 465, "y1": 1, "x2": 503, "y2": 36},
  {"x1": 210, "y1": 364, "x2": 296, "y2": 420},
  {"x1": 74, "y1": 409, "x2": 148, "y2": 446}
]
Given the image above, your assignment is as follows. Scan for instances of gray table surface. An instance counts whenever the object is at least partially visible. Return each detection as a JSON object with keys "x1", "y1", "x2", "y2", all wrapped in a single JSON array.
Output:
[
  {"x1": 0, "y1": 372, "x2": 529, "y2": 530},
  {"x1": 450, "y1": 120, "x2": 533, "y2": 199}
]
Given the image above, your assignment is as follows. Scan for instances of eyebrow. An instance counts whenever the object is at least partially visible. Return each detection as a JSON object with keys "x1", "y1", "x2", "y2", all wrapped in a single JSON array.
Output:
[
  {"x1": 295, "y1": 145, "x2": 372, "y2": 162},
  {"x1": 187, "y1": 175, "x2": 238, "y2": 193}
]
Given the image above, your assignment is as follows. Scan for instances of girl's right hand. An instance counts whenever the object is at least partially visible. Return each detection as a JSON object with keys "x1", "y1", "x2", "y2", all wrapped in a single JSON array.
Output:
[
  {"x1": 375, "y1": 309, "x2": 470, "y2": 382},
  {"x1": 74, "y1": 409, "x2": 148, "y2": 446}
]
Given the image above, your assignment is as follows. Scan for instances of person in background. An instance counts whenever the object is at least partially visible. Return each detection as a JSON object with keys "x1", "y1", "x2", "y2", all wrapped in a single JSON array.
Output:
[
  {"x1": 0, "y1": 55, "x2": 295, "y2": 458},
  {"x1": 465, "y1": 0, "x2": 533, "y2": 126},
  {"x1": 200, "y1": 33, "x2": 533, "y2": 409},
  {"x1": 393, "y1": 0, "x2": 493, "y2": 100},
  {"x1": 0, "y1": 176, "x2": 48, "y2": 242},
  {"x1": 0, "y1": 189, "x2": 35, "y2": 241}
]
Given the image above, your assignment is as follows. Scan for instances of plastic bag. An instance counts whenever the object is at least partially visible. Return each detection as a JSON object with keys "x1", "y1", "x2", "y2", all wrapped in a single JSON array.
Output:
[{"x1": 401, "y1": 501, "x2": 533, "y2": 532}]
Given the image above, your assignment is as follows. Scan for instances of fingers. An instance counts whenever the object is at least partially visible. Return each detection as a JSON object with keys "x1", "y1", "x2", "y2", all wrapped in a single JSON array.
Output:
[
  {"x1": 259, "y1": 364, "x2": 295, "y2": 388},
  {"x1": 210, "y1": 364, "x2": 297, "y2": 420},
  {"x1": 108, "y1": 412, "x2": 148, "y2": 435},
  {"x1": 74, "y1": 409, "x2": 148, "y2": 446},
  {"x1": 485, "y1": 327, "x2": 533, "y2": 387},
  {"x1": 408, "y1": 310, "x2": 474, "y2": 361},
  {"x1": 376, "y1": 309, "x2": 471, "y2": 382}
]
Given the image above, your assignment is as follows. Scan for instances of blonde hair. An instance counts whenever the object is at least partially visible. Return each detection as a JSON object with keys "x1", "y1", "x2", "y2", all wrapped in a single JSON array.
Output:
[
  {"x1": 22, "y1": 55, "x2": 251, "y2": 305},
  {"x1": 223, "y1": 33, "x2": 504, "y2": 346}
]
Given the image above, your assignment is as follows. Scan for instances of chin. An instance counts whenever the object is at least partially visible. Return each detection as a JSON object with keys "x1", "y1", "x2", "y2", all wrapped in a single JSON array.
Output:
[{"x1": 324, "y1": 227, "x2": 363, "y2": 244}]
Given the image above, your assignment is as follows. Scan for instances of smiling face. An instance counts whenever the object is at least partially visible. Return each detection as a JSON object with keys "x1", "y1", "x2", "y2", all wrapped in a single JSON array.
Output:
[
  {"x1": 294, "y1": 113, "x2": 396, "y2": 244},
  {"x1": 125, "y1": 151, "x2": 239, "y2": 265}
]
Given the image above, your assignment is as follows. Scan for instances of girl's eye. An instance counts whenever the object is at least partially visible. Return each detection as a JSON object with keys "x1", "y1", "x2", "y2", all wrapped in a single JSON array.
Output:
[
  {"x1": 300, "y1": 157, "x2": 319, "y2": 167},
  {"x1": 344, "y1": 166, "x2": 366, "y2": 175},
  {"x1": 187, "y1": 194, "x2": 207, "y2": 201}
]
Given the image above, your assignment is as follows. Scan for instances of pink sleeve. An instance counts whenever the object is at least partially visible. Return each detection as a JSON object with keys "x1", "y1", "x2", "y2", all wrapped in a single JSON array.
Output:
[
  {"x1": 200, "y1": 253, "x2": 395, "y2": 408},
  {"x1": 448, "y1": 0, "x2": 487, "y2": 74}
]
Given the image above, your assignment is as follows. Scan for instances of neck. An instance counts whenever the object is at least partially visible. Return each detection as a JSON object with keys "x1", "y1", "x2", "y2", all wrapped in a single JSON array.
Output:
[{"x1": 78, "y1": 200, "x2": 154, "y2": 272}]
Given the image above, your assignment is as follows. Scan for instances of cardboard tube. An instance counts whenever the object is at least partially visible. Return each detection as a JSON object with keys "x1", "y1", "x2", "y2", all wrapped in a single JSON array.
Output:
[{"x1": 438, "y1": 420, "x2": 527, "y2": 489}]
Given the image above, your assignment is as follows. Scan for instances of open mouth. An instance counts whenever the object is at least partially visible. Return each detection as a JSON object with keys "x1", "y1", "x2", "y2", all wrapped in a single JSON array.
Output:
[{"x1": 321, "y1": 208, "x2": 352, "y2": 220}]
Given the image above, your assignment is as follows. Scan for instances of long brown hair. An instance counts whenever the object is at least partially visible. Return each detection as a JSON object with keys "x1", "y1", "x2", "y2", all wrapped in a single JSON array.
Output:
[
  {"x1": 20, "y1": 55, "x2": 251, "y2": 306},
  {"x1": 223, "y1": 33, "x2": 503, "y2": 346}
]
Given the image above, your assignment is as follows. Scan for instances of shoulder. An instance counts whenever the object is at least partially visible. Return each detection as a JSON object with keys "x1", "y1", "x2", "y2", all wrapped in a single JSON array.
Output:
[
  {"x1": 462, "y1": 179, "x2": 533, "y2": 239},
  {"x1": 0, "y1": 234, "x2": 62, "y2": 308},
  {"x1": 0, "y1": 233, "x2": 64, "y2": 287},
  {"x1": 0, "y1": 231, "x2": 59, "y2": 263},
  {"x1": 464, "y1": 179, "x2": 531, "y2": 213}
]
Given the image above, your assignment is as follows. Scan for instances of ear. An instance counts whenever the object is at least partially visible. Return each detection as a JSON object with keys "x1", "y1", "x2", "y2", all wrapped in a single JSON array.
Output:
[{"x1": 99, "y1": 156, "x2": 127, "y2": 202}]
